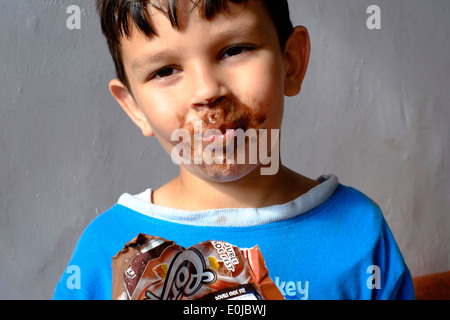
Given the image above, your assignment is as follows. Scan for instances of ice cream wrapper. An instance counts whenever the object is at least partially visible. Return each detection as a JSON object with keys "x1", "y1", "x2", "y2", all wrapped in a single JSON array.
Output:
[{"x1": 111, "y1": 234, "x2": 284, "y2": 300}]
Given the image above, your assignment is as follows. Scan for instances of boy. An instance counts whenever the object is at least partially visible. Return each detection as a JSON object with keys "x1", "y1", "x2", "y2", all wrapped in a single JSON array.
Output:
[{"x1": 53, "y1": 0, "x2": 414, "y2": 300}]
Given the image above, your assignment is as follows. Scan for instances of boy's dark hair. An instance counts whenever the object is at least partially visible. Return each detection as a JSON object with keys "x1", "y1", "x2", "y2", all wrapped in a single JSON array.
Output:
[{"x1": 96, "y1": 0, "x2": 294, "y2": 88}]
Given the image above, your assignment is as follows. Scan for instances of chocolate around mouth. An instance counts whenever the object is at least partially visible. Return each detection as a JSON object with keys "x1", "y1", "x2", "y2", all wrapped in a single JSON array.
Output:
[
  {"x1": 178, "y1": 98, "x2": 267, "y2": 134},
  {"x1": 173, "y1": 99, "x2": 268, "y2": 168}
]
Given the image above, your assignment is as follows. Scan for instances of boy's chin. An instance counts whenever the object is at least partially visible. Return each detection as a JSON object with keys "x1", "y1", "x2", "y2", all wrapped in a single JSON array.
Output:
[{"x1": 181, "y1": 162, "x2": 261, "y2": 183}]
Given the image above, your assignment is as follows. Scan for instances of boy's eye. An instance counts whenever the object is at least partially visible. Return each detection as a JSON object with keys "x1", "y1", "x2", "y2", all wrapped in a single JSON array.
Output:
[
  {"x1": 150, "y1": 67, "x2": 179, "y2": 80},
  {"x1": 222, "y1": 46, "x2": 253, "y2": 59},
  {"x1": 224, "y1": 46, "x2": 244, "y2": 58}
]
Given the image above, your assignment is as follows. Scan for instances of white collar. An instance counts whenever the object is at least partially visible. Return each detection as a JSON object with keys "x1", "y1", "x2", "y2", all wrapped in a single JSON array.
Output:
[{"x1": 117, "y1": 174, "x2": 339, "y2": 227}]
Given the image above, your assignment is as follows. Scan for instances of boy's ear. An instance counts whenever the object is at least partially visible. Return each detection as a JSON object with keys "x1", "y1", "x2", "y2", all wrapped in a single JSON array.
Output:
[
  {"x1": 283, "y1": 26, "x2": 311, "y2": 97},
  {"x1": 108, "y1": 79, "x2": 154, "y2": 137}
]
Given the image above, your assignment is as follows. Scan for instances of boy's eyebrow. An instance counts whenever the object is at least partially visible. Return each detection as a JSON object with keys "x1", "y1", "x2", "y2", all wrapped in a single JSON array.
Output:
[
  {"x1": 130, "y1": 23, "x2": 265, "y2": 72},
  {"x1": 131, "y1": 51, "x2": 175, "y2": 71}
]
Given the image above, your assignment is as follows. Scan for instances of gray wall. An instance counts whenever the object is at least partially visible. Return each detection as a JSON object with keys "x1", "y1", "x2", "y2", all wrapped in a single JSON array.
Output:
[{"x1": 0, "y1": 0, "x2": 448, "y2": 299}]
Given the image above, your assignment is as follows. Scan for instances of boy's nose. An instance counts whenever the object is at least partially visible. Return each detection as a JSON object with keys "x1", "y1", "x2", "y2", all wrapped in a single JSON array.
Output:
[{"x1": 189, "y1": 63, "x2": 227, "y2": 108}]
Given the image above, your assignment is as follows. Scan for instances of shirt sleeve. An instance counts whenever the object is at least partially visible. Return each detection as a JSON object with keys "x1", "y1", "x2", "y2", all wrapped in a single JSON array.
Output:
[
  {"x1": 373, "y1": 215, "x2": 415, "y2": 300},
  {"x1": 388, "y1": 269, "x2": 415, "y2": 300}
]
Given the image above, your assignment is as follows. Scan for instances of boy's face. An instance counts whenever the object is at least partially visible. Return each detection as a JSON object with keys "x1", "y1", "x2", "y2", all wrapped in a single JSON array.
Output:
[{"x1": 110, "y1": 0, "x2": 309, "y2": 182}]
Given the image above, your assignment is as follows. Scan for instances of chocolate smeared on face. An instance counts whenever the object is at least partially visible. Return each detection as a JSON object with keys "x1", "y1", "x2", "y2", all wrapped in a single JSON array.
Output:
[
  {"x1": 178, "y1": 97, "x2": 267, "y2": 134},
  {"x1": 171, "y1": 97, "x2": 272, "y2": 179}
]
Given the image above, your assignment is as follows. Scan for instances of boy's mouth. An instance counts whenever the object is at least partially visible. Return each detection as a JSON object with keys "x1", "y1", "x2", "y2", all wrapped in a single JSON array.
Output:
[
  {"x1": 172, "y1": 98, "x2": 279, "y2": 173},
  {"x1": 202, "y1": 112, "x2": 248, "y2": 143},
  {"x1": 178, "y1": 97, "x2": 267, "y2": 140}
]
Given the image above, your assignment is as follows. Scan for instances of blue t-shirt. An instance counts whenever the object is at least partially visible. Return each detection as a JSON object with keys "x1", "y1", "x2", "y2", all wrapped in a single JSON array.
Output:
[{"x1": 53, "y1": 175, "x2": 414, "y2": 300}]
